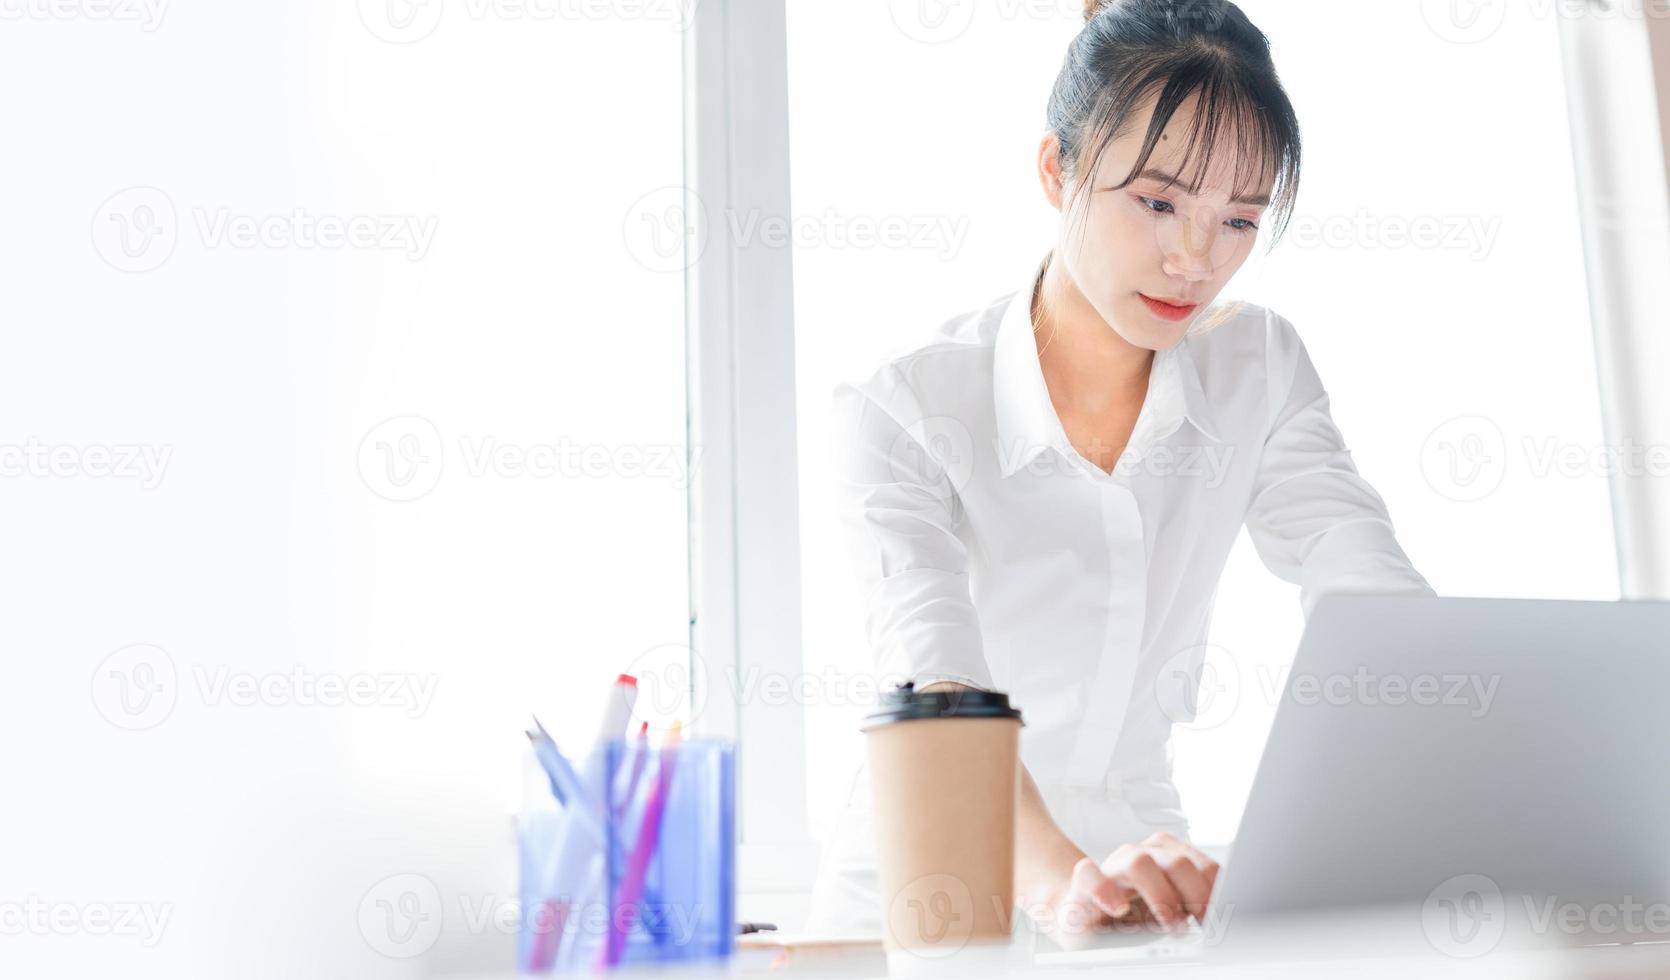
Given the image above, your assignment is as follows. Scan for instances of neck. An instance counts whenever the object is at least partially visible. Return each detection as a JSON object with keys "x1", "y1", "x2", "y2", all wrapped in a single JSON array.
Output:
[{"x1": 1031, "y1": 252, "x2": 1154, "y2": 411}]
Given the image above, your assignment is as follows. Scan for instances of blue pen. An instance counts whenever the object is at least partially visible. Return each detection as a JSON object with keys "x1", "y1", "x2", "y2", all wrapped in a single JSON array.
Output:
[
  {"x1": 525, "y1": 723, "x2": 583, "y2": 800},
  {"x1": 525, "y1": 729, "x2": 578, "y2": 806}
]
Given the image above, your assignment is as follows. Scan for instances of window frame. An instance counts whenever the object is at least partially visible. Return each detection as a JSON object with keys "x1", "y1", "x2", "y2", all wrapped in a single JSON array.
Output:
[{"x1": 684, "y1": 0, "x2": 820, "y2": 897}]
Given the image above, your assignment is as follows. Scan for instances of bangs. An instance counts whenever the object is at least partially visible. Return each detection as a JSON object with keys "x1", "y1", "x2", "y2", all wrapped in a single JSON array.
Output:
[{"x1": 1070, "y1": 43, "x2": 1301, "y2": 243}]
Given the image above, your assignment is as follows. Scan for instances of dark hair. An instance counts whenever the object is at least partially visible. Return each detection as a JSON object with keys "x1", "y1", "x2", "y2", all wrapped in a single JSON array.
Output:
[{"x1": 1053, "y1": 0, "x2": 1301, "y2": 245}]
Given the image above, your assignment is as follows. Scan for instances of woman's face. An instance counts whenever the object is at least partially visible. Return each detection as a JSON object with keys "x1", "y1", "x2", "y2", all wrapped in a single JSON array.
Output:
[{"x1": 1042, "y1": 92, "x2": 1274, "y2": 351}]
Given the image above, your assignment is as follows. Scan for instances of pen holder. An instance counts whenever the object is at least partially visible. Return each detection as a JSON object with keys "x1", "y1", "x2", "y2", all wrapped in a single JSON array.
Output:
[{"x1": 517, "y1": 737, "x2": 736, "y2": 973}]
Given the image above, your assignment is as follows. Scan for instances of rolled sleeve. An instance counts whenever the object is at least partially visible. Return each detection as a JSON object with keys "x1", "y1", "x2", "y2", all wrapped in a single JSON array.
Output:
[
  {"x1": 1245, "y1": 315, "x2": 1437, "y2": 621},
  {"x1": 830, "y1": 374, "x2": 995, "y2": 692}
]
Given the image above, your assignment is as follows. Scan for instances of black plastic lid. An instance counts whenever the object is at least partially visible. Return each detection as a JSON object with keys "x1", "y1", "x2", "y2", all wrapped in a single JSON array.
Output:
[{"x1": 861, "y1": 682, "x2": 1024, "y2": 729}]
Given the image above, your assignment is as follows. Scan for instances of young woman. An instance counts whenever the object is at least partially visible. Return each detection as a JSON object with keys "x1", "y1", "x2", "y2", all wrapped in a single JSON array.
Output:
[{"x1": 806, "y1": 0, "x2": 1436, "y2": 942}]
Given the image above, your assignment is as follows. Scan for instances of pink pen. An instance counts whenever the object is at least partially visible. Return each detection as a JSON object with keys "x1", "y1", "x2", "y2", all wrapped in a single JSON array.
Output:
[
  {"x1": 600, "y1": 722, "x2": 682, "y2": 969},
  {"x1": 526, "y1": 898, "x2": 567, "y2": 971},
  {"x1": 613, "y1": 722, "x2": 651, "y2": 821}
]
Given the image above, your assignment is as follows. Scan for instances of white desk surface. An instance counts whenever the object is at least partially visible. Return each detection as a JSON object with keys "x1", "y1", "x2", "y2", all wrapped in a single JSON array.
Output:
[{"x1": 451, "y1": 933, "x2": 1670, "y2": 979}]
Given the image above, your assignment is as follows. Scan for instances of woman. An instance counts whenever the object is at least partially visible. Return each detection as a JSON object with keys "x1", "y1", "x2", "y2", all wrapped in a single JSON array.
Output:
[{"x1": 805, "y1": 0, "x2": 1436, "y2": 943}]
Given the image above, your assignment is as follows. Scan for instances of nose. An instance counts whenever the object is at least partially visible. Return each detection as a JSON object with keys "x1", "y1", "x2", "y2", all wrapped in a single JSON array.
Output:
[{"x1": 1160, "y1": 207, "x2": 1221, "y2": 282}]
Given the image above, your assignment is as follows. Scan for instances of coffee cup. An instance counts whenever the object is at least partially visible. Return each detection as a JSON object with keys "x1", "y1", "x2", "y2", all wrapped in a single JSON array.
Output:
[{"x1": 862, "y1": 681, "x2": 1024, "y2": 960}]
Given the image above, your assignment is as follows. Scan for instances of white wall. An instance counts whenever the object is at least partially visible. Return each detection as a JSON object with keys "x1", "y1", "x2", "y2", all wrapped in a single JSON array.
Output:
[{"x1": 1, "y1": 3, "x2": 689, "y2": 975}]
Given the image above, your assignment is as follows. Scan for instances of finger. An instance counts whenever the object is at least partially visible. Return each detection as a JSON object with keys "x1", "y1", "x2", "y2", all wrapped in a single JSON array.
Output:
[
  {"x1": 1071, "y1": 856, "x2": 1136, "y2": 919},
  {"x1": 1175, "y1": 845, "x2": 1221, "y2": 902},
  {"x1": 1157, "y1": 852, "x2": 1212, "y2": 921},
  {"x1": 1148, "y1": 834, "x2": 1221, "y2": 911},
  {"x1": 1113, "y1": 852, "x2": 1187, "y2": 927}
]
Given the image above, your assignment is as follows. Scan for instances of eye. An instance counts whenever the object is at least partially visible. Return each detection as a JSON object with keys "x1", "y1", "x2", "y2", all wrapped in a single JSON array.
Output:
[
  {"x1": 1137, "y1": 196, "x2": 1174, "y2": 215},
  {"x1": 1226, "y1": 217, "x2": 1259, "y2": 234}
]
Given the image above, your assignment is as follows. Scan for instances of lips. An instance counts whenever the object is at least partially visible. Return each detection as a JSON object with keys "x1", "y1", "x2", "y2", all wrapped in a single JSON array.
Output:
[{"x1": 1139, "y1": 293, "x2": 1199, "y2": 322}]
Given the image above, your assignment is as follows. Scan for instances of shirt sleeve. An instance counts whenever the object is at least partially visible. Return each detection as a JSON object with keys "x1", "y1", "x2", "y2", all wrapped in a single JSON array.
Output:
[
  {"x1": 1244, "y1": 313, "x2": 1437, "y2": 621},
  {"x1": 829, "y1": 370, "x2": 996, "y2": 693}
]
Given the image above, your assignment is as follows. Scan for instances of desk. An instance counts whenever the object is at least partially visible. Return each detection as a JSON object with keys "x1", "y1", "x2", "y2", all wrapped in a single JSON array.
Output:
[{"x1": 718, "y1": 908, "x2": 1670, "y2": 979}]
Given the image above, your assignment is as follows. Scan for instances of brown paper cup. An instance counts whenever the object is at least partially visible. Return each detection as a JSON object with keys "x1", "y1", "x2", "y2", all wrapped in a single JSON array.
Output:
[{"x1": 863, "y1": 684, "x2": 1024, "y2": 960}]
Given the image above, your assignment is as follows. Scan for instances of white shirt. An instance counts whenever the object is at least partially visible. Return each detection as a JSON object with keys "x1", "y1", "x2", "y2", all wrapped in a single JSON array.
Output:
[{"x1": 807, "y1": 250, "x2": 1434, "y2": 933}]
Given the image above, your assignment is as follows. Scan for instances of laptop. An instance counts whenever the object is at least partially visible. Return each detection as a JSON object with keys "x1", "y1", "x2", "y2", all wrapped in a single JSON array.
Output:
[{"x1": 1035, "y1": 594, "x2": 1670, "y2": 965}]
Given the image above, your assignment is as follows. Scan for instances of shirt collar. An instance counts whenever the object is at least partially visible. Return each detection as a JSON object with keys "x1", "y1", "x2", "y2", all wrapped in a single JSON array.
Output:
[{"x1": 992, "y1": 251, "x2": 1224, "y2": 479}]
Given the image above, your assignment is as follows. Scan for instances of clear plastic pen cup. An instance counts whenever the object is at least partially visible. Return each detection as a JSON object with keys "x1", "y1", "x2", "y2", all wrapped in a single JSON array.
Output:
[{"x1": 517, "y1": 737, "x2": 736, "y2": 974}]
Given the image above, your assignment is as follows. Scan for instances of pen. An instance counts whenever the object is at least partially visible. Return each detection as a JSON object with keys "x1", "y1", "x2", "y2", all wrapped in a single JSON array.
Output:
[
  {"x1": 526, "y1": 723, "x2": 584, "y2": 808},
  {"x1": 601, "y1": 722, "x2": 682, "y2": 968}
]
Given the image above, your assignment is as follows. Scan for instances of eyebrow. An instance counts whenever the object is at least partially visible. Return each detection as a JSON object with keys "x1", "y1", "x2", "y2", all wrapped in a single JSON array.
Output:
[{"x1": 1135, "y1": 168, "x2": 1270, "y2": 207}]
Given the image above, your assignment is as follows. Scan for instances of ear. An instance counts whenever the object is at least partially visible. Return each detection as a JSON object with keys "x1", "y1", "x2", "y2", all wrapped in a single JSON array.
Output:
[{"x1": 1038, "y1": 133, "x2": 1067, "y2": 212}]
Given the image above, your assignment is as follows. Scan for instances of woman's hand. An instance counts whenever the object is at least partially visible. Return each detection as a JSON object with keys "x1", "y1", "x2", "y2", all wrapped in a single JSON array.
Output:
[{"x1": 1041, "y1": 832, "x2": 1219, "y2": 947}]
